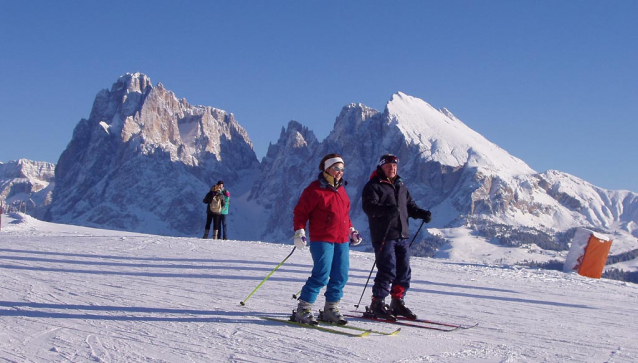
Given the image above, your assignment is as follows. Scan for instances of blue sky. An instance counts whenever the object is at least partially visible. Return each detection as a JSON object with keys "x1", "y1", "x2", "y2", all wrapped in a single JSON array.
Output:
[{"x1": 1, "y1": 1, "x2": 636, "y2": 192}]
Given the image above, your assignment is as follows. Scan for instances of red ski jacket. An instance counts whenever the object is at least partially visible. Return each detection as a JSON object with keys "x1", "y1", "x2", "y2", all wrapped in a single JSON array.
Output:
[{"x1": 293, "y1": 174, "x2": 352, "y2": 244}]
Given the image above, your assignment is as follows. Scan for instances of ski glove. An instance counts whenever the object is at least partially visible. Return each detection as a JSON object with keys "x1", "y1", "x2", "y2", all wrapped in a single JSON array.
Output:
[
  {"x1": 416, "y1": 209, "x2": 432, "y2": 223},
  {"x1": 294, "y1": 229, "x2": 307, "y2": 249},
  {"x1": 349, "y1": 227, "x2": 362, "y2": 246}
]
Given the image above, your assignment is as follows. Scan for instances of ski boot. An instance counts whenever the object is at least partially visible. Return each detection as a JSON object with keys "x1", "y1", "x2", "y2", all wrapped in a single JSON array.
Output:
[
  {"x1": 390, "y1": 298, "x2": 417, "y2": 319},
  {"x1": 292, "y1": 300, "x2": 318, "y2": 325},
  {"x1": 366, "y1": 297, "x2": 396, "y2": 321},
  {"x1": 319, "y1": 301, "x2": 347, "y2": 325}
]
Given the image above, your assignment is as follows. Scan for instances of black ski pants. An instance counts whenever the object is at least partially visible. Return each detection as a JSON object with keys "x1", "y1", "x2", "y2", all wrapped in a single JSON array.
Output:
[{"x1": 372, "y1": 238, "x2": 411, "y2": 300}]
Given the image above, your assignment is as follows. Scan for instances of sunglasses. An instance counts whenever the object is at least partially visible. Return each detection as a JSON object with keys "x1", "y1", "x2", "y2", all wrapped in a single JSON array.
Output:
[{"x1": 330, "y1": 165, "x2": 345, "y2": 172}]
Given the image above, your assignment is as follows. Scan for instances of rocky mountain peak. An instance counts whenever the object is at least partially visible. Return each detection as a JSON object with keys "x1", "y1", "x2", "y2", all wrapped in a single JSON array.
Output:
[
  {"x1": 331, "y1": 103, "x2": 380, "y2": 139},
  {"x1": 41, "y1": 77, "x2": 638, "y2": 261},
  {"x1": 116, "y1": 72, "x2": 152, "y2": 94},
  {"x1": 282, "y1": 121, "x2": 316, "y2": 150},
  {"x1": 0, "y1": 159, "x2": 54, "y2": 183},
  {"x1": 384, "y1": 91, "x2": 534, "y2": 175},
  {"x1": 49, "y1": 73, "x2": 259, "y2": 236}
]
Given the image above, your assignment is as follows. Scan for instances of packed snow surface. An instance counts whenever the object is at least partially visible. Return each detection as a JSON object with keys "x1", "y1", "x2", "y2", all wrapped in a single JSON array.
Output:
[{"x1": 1, "y1": 214, "x2": 637, "y2": 362}]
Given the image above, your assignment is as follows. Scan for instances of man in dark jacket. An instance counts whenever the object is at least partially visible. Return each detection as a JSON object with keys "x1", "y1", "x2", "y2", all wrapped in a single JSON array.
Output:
[{"x1": 361, "y1": 154, "x2": 431, "y2": 320}]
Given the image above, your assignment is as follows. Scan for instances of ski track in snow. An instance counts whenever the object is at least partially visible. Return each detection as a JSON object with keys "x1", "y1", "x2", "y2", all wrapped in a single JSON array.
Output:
[{"x1": 1, "y1": 214, "x2": 637, "y2": 362}]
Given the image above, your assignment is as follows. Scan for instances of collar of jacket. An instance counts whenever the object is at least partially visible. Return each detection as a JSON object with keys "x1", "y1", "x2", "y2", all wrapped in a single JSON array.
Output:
[
  {"x1": 369, "y1": 169, "x2": 402, "y2": 186},
  {"x1": 318, "y1": 172, "x2": 346, "y2": 189}
]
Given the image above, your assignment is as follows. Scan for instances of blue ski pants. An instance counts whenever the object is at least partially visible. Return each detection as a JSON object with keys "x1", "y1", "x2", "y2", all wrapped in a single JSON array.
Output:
[{"x1": 299, "y1": 241, "x2": 349, "y2": 304}]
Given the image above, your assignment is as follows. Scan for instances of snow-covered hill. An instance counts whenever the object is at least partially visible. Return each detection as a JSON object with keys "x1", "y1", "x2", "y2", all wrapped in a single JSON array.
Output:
[{"x1": 1, "y1": 214, "x2": 637, "y2": 362}]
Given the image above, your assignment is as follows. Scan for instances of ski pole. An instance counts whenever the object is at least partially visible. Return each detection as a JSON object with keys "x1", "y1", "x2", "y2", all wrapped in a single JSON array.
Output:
[
  {"x1": 354, "y1": 259, "x2": 377, "y2": 309},
  {"x1": 292, "y1": 289, "x2": 302, "y2": 300},
  {"x1": 240, "y1": 246, "x2": 296, "y2": 306},
  {"x1": 409, "y1": 220, "x2": 426, "y2": 249},
  {"x1": 354, "y1": 217, "x2": 394, "y2": 310}
]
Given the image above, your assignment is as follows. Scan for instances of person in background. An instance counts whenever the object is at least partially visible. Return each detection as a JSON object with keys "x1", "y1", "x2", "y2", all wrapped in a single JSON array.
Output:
[
  {"x1": 202, "y1": 183, "x2": 225, "y2": 239},
  {"x1": 216, "y1": 181, "x2": 230, "y2": 240},
  {"x1": 292, "y1": 153, "x2": 362, "y2": 325},
  {"x1": 361, "y1": 154, "x2": 432, "y2": 321}
]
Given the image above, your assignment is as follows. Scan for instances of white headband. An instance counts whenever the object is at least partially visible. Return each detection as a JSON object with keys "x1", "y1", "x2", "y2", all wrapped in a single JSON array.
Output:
[{"x1": 324, "y1": 157, "x2": 344, "y2": 171}]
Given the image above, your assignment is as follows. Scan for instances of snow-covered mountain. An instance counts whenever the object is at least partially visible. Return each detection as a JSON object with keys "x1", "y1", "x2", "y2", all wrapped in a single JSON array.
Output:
[
  {"x1": 249, "y1": 92, "x2": 638, "y2": 265},
  {"x1": 247, "y1": 121, "x2": 321, "y2": 241},
  {"x1": 43, "y1": 73, "x2": 637, "y2": 270},
  {"x1": 0, "y1": 159, "x2": 55, "y2": 219},
  {"x1": 48, "y1": 72, "x2": 260, "y2": 236}
]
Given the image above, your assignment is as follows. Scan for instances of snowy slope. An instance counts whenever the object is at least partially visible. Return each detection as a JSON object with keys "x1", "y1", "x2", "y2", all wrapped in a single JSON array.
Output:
[{"x1": 1, "y1": 214, "x2": 637, "y2": 362}]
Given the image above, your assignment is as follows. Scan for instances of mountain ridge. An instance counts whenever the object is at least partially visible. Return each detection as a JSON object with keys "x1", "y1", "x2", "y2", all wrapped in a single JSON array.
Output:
[
  {"x1": 6, "y1": 72, "x2": 636, "y2": 270},
  {"x1": 0, "y1": 159, "x2": 55, "y2": 219}
]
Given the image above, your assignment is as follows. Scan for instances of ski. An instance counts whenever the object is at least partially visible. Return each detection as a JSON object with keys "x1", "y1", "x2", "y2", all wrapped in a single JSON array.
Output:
[
  {"x1": 395, "y1": 316, "x2": 478, "y2": 330},
  {"x1": 316, "y1": 309, "x2": 400, "y2": 336},
  {"x1": 344, "y1": 313, "x2": 459, "y2": 332},
  {"x1": 347, "y1": 309, "x2": 478, "y2": 330},
  {"x1": 318, "y1": 320, "x2": 401, "y2": 336},
  {"x1": 260, "y1": 317, "x2": 371, "y2": 337}
]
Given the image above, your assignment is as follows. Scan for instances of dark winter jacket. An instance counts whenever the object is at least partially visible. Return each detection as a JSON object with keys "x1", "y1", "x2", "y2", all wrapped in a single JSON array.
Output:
[
  {"x1": 362, "y1": 169, "x2": 423, "y2": 244},
  {"x1": 293, "y1": 172, "x2": 353, "y2": 244}
]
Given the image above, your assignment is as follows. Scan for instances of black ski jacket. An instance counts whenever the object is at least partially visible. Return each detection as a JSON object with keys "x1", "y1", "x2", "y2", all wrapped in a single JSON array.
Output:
[{"x1": 362, "y1": 169, "x2": 422, "y2": 245}]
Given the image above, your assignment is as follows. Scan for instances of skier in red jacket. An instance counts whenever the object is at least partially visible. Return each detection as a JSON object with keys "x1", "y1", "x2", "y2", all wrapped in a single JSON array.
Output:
[{"x1": 292, "y1": 153, "x2": 362, "y2": 325}]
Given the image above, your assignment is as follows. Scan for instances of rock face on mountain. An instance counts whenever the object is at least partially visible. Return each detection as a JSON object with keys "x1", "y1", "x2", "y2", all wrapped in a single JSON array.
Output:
[
  {"x1": 44, "y1": 74, "x2": 638, "y2": 260},
  {"x1": 247, "y1": 121, "x2": 320, "y2": 240},
  {"x1": 48, "y1": 72, "x2": 260, "y2": 235},
  {"x1": 0, "y1": 159, "x2": 55, "y2": 219}
]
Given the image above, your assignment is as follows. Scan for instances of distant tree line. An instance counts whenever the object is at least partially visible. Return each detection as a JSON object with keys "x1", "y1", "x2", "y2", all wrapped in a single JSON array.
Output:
[
  {"x1": 521, "y1": 258, "x2": 638, "y2": 284},
  {"x1": 470, "y1": 222, "x2": 569, "y2": 251},
  {"x1": 601, "y1": 268, "x2": 638, "y2": 283},
  {"x1": 606, "y1": 249, "x2": 638, "y2": 264},
  {"x1": 554, "y1": 228, "x2": 577, "y2": 247},
  {"x1": 602, "y1": 249, "x2": 638, "y2": 283},
  {"x1": 410, "y1": 233, "x2": 449, "y2": 258},
  {"x1": 522, "y1": 259, "x2": 564, "y2": 271}
]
